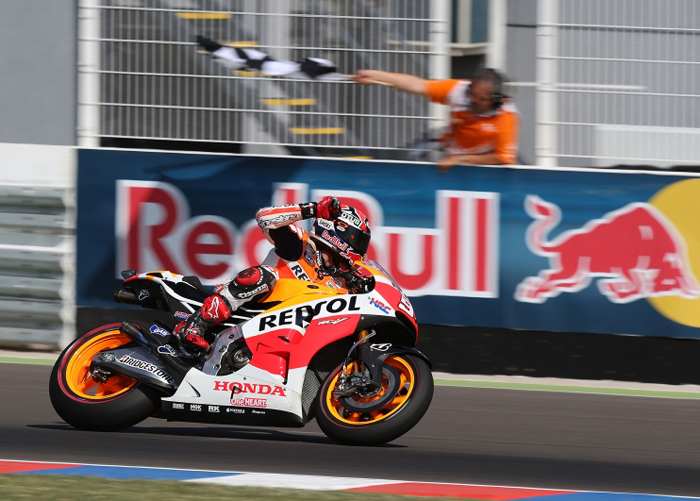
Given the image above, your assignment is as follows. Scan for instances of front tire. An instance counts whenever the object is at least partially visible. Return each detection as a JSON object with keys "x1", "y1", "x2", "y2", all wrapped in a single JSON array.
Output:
[
  {"x1": 315, "y1": 354, "x2": 433, "y2": 446},
  {"x1": 49, "y1": 323, "x2": 163, "y2": 432}
]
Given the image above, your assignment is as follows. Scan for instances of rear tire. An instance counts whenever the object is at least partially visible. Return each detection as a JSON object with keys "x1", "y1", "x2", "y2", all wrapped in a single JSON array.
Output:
[
  {"x1": 49, "y1": 324, "x2": 163, "y2": 432},
  {"x1": 315, "y1": 354, "x2": 433, "y2": 446}
]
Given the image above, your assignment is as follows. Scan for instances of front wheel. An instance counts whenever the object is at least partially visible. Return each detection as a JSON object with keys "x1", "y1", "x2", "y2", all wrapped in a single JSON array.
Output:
[
  {"x1": 315, "y1": 354, "x2": 433, "y2": 446},
  {"x1": 49, "y1": 323, "x2": 163, "y2": 432}
]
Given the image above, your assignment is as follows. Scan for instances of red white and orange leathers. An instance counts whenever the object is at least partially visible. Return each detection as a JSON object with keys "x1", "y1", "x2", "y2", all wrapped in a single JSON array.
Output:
[{"x1": 256, "y1": 204, "x2": 348, "y2": 291}]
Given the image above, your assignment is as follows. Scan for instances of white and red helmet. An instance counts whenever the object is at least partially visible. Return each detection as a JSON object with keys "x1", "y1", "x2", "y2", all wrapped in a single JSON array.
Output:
[{"x1": 310, "y1": 205, "x2": 371, "y2": 266}]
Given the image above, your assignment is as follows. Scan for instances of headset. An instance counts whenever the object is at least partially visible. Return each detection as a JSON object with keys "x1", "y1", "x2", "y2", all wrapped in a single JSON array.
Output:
[{"x1": 468, "y1": 68, "x2": 506, "y2": 110}]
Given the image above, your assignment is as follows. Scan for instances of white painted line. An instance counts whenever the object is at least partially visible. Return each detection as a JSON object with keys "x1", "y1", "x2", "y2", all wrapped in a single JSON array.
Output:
[{"x1": 186, "y1": 472, "x2": 403, "y2": 490}]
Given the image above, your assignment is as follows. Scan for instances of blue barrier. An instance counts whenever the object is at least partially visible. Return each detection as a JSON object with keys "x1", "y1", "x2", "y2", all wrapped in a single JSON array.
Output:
[{"x1": 77, "y1": 149, "x2": 700, "y2": 338}]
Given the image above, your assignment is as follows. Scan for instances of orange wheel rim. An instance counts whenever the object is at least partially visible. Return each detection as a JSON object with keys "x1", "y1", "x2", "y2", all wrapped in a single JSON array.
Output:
[
  {"x1": 65, "y1": 330, "x2": 137, "y2": 399},
  {"x1": 325, "y1": 356, "x2": 415, "y2": 426}
]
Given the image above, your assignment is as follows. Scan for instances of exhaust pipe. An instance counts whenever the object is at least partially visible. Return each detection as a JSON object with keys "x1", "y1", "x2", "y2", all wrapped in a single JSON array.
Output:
[
  {"x1": 114, "y1": 289, "x2": 140, "y2": 305},
  {"x1": 120, "y1": 321, "x2": 191, "y2": 379}
]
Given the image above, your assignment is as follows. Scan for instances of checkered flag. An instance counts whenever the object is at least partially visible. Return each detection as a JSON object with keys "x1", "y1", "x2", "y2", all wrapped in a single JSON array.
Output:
[{"x1": 197, "y1": 35, "x2": 349, "y2": 81}]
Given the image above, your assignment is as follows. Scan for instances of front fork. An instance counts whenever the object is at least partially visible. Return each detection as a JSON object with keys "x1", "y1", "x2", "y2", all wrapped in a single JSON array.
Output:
[
  {"x1": 333, "y1": 329, "x2": 432, "y2": 398},
  {"x1": 334, "y1": 330, "x2": 376, "y2": 397}
]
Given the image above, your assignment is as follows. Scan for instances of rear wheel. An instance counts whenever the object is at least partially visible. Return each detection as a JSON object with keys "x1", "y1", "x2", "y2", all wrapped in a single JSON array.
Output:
[
  {"x1": 315, "y1": 354, "x2": 433, "y2": 446},
  {"x1": 49, "y1": 324, "x2": 162, "y2": 432}
]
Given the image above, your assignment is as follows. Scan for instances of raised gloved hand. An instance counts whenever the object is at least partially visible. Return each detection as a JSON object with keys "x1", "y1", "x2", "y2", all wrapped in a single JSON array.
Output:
[{"x1": 316, "y1": 196, "x2": 341, "y2": 220}]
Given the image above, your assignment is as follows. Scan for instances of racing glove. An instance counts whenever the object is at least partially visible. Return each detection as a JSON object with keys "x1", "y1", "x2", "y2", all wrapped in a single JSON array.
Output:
[
  {"x1": 300, "y1": 196, "x2": 341, "y2": 220},
  {"x1": 317, "y1": 196, "x2": 341, "y2": 219}
]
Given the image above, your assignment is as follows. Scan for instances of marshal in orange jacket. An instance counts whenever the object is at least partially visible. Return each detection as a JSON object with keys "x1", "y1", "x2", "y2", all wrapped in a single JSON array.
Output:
[{"x1": 425, "y1": 79, "x2": 519, "y2": 165}]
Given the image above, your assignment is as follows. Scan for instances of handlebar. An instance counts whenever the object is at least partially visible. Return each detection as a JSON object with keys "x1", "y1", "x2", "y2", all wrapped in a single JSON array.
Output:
[{"x1": 325, "y1": 267, "x2": 375, "y2": 293}]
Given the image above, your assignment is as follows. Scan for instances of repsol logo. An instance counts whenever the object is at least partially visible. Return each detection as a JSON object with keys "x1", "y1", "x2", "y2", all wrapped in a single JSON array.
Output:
[
  {"x1": 257, "y1": 296, "x2": 360, "y2": 331},
  {"x1": 290, "y1": 264, "x2": 310, "y2": 281}
]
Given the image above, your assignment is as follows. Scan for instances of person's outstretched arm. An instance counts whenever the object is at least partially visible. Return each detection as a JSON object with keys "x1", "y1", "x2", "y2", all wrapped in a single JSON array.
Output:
[{"x1": 353, "y1": 70, "x2": 427, "y2": 95}]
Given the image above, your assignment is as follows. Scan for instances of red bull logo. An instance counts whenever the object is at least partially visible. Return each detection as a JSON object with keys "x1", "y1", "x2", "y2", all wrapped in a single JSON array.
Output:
[
  {"x1": 516, "y1": 195, "x2": 700, "y2": 304},
  {"x1": 115, "y1": 181, "x2": 499, "y2": 298}
]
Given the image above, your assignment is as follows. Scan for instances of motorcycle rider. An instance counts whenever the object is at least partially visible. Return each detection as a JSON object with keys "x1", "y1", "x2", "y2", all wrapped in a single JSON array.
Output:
[{"x1": 174, "y1": 196, "x2": 372, "y2": 352}]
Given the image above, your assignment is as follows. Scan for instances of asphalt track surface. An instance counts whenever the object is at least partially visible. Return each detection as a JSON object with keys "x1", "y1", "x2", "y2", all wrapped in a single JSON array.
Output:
[{"x1": 4, "y1": 362, "x2": 700, "y2": 498}]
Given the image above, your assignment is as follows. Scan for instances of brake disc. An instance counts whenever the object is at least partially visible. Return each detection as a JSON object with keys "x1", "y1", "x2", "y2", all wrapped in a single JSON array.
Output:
[{"x1": 339, "y1": 364, "x2": 402, "y2": 413}]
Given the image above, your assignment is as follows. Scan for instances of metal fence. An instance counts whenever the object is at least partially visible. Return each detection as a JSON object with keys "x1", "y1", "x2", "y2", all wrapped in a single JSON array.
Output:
[
  {"x1": 79, "y1": 0, "x2": 450, "y2": 160},
  {"x1": 537, "y1": 0, "x2": 700, "y2": 168}
]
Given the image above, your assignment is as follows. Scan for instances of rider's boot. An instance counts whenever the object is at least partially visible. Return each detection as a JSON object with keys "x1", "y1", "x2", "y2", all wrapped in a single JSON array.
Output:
[
  {"x1": 174, "y1": 265, "x2": 277, "y2": 352},
  {"x1": 174, "y1": 294, "x2": 231, "y2": 353}
]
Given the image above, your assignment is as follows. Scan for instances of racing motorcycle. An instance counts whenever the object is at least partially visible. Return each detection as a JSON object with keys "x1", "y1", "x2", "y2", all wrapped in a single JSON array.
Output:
[{"x1": 49, "y1": 261, "x2": 433, "y2": 446}]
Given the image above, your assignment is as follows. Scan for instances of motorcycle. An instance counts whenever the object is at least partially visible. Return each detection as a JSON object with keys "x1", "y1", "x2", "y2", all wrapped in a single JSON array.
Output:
[{"x1": 49, "y1": 261, "x2": 433, "y2": 446}]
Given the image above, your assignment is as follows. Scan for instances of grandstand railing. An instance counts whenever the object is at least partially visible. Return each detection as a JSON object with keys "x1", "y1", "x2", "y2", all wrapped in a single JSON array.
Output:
[
  {"x1": 536, "y1": 0, "x2": 700, "y2": 169},
  {"x1": 78, "y1": 0, "x2": 452, "y2": 161}
]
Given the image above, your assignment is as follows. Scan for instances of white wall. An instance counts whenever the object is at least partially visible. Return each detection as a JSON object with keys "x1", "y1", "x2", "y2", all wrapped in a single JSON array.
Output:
[{"x1": 0, "y1": 1, "x2": 77, "y2": 146}]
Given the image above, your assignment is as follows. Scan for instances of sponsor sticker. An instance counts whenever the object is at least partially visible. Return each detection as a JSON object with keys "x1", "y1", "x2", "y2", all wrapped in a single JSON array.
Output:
[
  {"x1": 157, "y1": 345, "x2": 177, "y2": 356},
  {"x1": 303, "y1": 244, "x2": 316, "y2": 265},
  {"x1": 173, "y1": 311, "x2": 191, "y2": 320},
  {"x1": 138, "y1": 289, "x2": 150, "y2": 300},
  {"x1": 338, "y1": 211, "x2": 363, "y2": 228},
  {"x1": 118, "y1": 355, "x2": 175, "y2": 384},
  {"x1": 190, "y1": 404, "x2": 202, "y2": 412},
  {"x1": 369, "y1": 297, "x2": 390, "y2": 314},
  {"x1": 236, "y1": 283, "x2": 270, "y2": 299},
  {"x1": 208, "y1": 405, "x2": 220, "y2": 413},
  {"x1": 290, "y1": 263, "x2": 311, "y2": 281},
  {"x1": 150, "y1": 324, "x2": 170, "y2": 337},
  {"x1": 231, "y1": 397, "x2": 268, "y2": 408},
  {"x1": 370, "y1": 343, "x2": 392, "y2": 352},
  {"x1": 214, "y1": 381, "x2": 287, "y2": 396},
  {"x1": 321, "y1": 230, "x2": 349, "y2": 251},
  {"x1": 317, "y1": 219, "x2": 335, "y2": 230},
  {"x1": 259, "y1": 213, "x2": 298, "y2": 228},
  {"x1": 317, "y1": 317, "x2": 349, "y2": 326},
  {"x1": 257, "y1": 296, "x2": 360, "y2": 331},
  {"x1": 173, "y1": 403, "x2": 184, "y2": 410}
]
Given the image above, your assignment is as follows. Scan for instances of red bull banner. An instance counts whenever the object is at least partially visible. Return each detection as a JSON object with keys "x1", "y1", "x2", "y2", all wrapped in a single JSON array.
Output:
[
  {"x1": 115, "y1": 179, "x2": 498, "y2": 298},
  {"x1": 77, "y1": 149, "x2": 700, "y2": 339}
]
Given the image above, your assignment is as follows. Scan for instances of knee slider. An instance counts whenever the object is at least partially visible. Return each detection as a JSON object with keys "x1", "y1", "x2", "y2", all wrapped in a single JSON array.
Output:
[{"x1": 230, "y1": 265, "x2": 277, "y2": 300}]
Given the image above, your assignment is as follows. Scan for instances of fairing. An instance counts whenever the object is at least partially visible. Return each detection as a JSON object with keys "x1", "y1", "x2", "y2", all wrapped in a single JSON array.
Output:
[{"x1": 115, "y1": 262, "x2": 419, "y2": 426}]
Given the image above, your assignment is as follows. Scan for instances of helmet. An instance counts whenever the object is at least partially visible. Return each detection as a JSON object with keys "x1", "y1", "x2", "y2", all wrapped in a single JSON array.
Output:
[{"x1": 310, "y1": 205, "x2": 371, "y2": 266}]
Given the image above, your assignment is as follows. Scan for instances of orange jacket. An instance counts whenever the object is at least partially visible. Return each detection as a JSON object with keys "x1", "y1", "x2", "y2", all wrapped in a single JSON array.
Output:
[{"x1": 425, "y1": 79, "x2": 519, "y2": 164}]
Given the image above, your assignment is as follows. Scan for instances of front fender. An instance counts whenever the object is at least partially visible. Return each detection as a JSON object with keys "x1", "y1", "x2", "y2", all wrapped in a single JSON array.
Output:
[{"x1": 359, "y1": 343, "x2": 432, "y2": 386}]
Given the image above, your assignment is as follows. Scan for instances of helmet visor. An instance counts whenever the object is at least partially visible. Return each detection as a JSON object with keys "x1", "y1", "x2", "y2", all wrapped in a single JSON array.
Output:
[{"x1": 339, "y1": 223, "x2": 370, "y2": 256}]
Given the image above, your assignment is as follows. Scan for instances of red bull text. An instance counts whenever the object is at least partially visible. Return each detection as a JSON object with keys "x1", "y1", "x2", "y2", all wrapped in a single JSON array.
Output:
[{"x1": 115, "y1": 181, "x2": 499, "y2": 298}]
